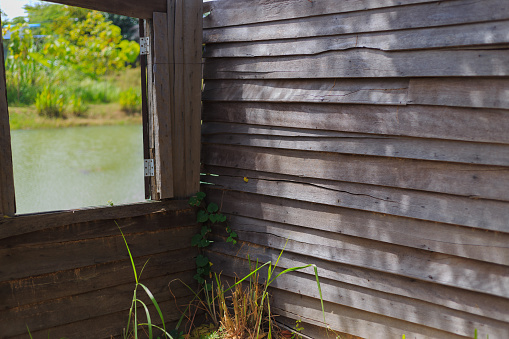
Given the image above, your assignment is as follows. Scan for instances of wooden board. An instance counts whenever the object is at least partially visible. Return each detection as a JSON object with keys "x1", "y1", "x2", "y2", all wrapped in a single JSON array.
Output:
[
  {"x1": 203, "y1": 0, "x2": 450, "y2": 29},
  {"x1": 204, "y1": 20, "x2": 509, "y2": 57},
  {"x1": 0, "y1": 17, "x2": 15, "y2": 217},
  {"x1": 41, "y1": 0, "x2": 166, "y2": 19},
  {"x1": 203, "y1": 79, "x2": 409, "y2": 105},
  {"x1": 206, "y1": 243, "x2": 509, "y2": 323},
  {"x1": 203, "y1": 49, "x2": 509, "y2": 79},
  {"x1": 182, "y1": 0, "x2": 203, "y2": 196},
  {"x1": 202, "y1": 144, "x2": 509, "y2": 201},
  {"x1": 212, "y1": 254, "x2": 509, "y2": 338},
  {"x1": 202, "y1": 167, "x2": 509, "y2": 233},
  {"x1": 204, "y1": 189, "x2": 509, "y2": 266},
  {"x1": 0, "y1": 199, "x2": 192, "y2": 240},
  {"x1": 409, "y1": 78, "x2": 509, "y2": 109},
  {"x1": 202, "y1": 102, "x2": 509, "y2": 144},
  {"x1": 202, "y1": 122, "x2": 509, "y2": 166},
  {"x1": 203, "y1": 0, "x2": 509, "y2": 43},
  {"x1": 152, "y1": 12, "x2": 174, "y2": 199}
]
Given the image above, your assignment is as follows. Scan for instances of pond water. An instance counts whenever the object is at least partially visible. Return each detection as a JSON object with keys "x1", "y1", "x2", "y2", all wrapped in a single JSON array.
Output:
[{"x1": 10, "y1": 125, "x2": 145, "y2": 215}]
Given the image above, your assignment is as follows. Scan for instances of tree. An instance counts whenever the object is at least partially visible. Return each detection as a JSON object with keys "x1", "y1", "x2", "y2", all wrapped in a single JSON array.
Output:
[{"x1": 103, "y1": 13, "x2": 139, "y2": 41}]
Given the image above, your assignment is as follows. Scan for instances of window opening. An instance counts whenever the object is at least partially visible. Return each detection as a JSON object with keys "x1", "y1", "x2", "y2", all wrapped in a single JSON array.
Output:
[{"x1": 2, "y1": 1, "x2": 146, "y2": 214}]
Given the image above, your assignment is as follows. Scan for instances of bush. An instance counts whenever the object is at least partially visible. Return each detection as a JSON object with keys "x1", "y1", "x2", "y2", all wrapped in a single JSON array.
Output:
[
  {"x1": 119, "y1": 87, "x2": 141, "y2": 114},
  {"x1": 35, "y1": 87, "x2": 66, "y2": 118}
]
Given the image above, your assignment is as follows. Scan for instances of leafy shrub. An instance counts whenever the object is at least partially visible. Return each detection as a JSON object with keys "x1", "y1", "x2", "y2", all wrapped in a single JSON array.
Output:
[
  {"x1": 119, "y1": 87, "x2": 141, "y2": 114},
  {"x1": 69, "y1": 94, "x2": 88, "y2": 116},
  {"x1": 35, "y1": 87, "x2": 65, "y2": 118}
]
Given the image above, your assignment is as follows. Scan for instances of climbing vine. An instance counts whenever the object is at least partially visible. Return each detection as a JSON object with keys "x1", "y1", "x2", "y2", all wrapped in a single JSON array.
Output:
[{"x1": 189, "y1": 192, "x2": 237, "y2": 289}]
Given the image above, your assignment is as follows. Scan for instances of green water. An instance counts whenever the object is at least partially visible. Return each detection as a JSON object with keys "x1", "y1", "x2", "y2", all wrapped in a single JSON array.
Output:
[{"x1": 10, "y1": 125, "x2": 145, "y2": 214}]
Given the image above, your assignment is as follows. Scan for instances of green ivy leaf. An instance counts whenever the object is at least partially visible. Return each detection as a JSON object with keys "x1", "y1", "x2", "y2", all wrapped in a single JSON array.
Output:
[
  {"x1": 188, "y1": 196, "x2": 198, "y2": 206},
  {"x1": 197, "y1": 192, "x2": 206, "y2": 200},
  {"x1": 196, "y1": 254, "x2": 209, "y2": 267},
  {"x1": 230, "y1": 231, "x2": 237, "y2": 238},
  {"x1": 207, "y1": 203, "x2": 219, "y2": 213},
  {"x1": 197, "y1": 267, "x2": 205, "y2": 274},
  {"x1": 205, "y1": 283, "x2": 213, "y2": 291},
  {"x1": 201, "y1": 225, "x2": 209, "y2": 237},
  {"x1": 191, "y1": 234, "x2": 203, "y2": 246},
  {"x1": 199, "y1": 238, "x2": 210, "y2": 247},
  {"x1": 218, "y1": 214, "x2": 227, "y2": 222},
  {"x1": 209, "y1": 214, "x2": 218, "y2": 223},
  {"x1": 194, "y1": 274, "x2": 205, "y2": 284},
  {"x1": 197, "y1": 210, "x2": 209, "y2": 223}
]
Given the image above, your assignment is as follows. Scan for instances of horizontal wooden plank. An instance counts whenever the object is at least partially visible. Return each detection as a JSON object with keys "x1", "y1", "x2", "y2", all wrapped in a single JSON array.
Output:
[
  {"x1": 1, "y1": 247, "x2": 197, "y2": 310},
  {"x1": 202, "y1": 122, "x2": 509, "y2": 166},
  {"x1": 0, "y1": 199, "x2": 192, "y2": 240},
  {"x1": 409, "y1": 78, "x2": 509, "y2": 109},
  {"x1": 203, "y1": 49, "x2": 509, "y2": 79},
  {"x1": 206, "y1": 240, "x2": 509, "y2": 323},
  {"x1": 202, "y1": 144, "x2": 509, "y2": 201},
  {"x1": 203, "y1": 0, "x2": 509, "y2": 43},
  {"x1": 203, "y1": 0, "x2": 448, "y2": 29},
  {"x1": 0, "y1": 208, "x2": 196, "y2": 249},
  {"x1": 1, "y1": 272, "x2": 195, "y2": 337},
  {"x1": 202, "y1": 102, "x2": 509, "y2": 144},
  {"x1": 205, "y1": 189, "x2": 509, "y2": 266},
  {"x1": 0, "y1": 225, "x2": 199, "y2": 282},
  {"x1": 203, "y1": 79, "x2": 409, "y2": 105},
  {"x1": 212, "y1": 253, "x2": 509, "y2": 338},
  {"x1": 202, "y1": 167, "x2": 509, "y2": 233},
  {"x1": 272, "y1": 290, "x2": 469, "y2": 339},
  {"x1": 41, "y1": 0, "x2": 165, "y2": 18},
  {"x1": 204, "y1": 20, "x2": 509, "y2": 57}
]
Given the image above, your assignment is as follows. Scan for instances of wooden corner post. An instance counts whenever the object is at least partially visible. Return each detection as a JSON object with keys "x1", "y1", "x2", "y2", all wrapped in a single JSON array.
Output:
[{"x1": 0, "y1": 16, "x2": 16, "y2": 216}]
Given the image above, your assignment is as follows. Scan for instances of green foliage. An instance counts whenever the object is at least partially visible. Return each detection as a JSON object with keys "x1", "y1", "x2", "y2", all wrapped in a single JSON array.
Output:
[
  {"x1": 103, "y1": 13, "x2": 139, "y2": 41},
  {"x1": 189, "y1": 192, "x2": 237, "y2": 288},
  {"x1": 35, "y1": 87, "x2": 65, "y2": 118},
  {"x1": 119, "y1": 87, "x2": 142, "y2": 114}
]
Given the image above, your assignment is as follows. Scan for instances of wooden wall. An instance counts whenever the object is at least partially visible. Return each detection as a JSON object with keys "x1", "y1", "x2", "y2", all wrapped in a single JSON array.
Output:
[
  {"x1": 0, "y1": 201, "x2": 199, "y2": 339},
  {"x1": 201, "y1": 0, "x2": 509, "y2": 338}
]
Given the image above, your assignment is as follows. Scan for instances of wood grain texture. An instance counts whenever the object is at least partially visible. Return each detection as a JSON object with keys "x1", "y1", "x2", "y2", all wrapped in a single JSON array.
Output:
[
  {"x1": 0, "y1": 199, "x2": 192, "y2": 240},
  {"x1": 202, "y1": 122, "x2": 509, "y2": 166},
  {"x1": 202, "y1": 144, "x2": 509, "y2": 201},
  {"x1": 203, "y1": 79, "x2": 409, "y2": 105},
  {"x1": 204, "y1": 20, "x2": 509, "y2": 57},
  {"x1": 409, "y1": 78, "x2": 509, "y2": 109},
  {"x1": 203, "y1": 0, "x2": 509, "y2": 43},
  {"x1": 203, "y1": 49, "x2": 509, "y2": 79},
  {"x1": 152, "y1": 12, "x2": 174, "y2": 199},
  {"x1": 204, "y1": 189, "x2": 509, "y2": 266},
  {"x1": 40, "y1": 0, "x2": 166, "y2": 18},
  {"x1": 206, "y1": 241, "x2": 509, "y2": 323},
  {"x1": 202, "y1": 167, "x2": 509, "y2": 233},
  {"x1": 183, "y1": 0, "x2": 203, "y2": 196},
  {"x1": 202, "y1": 102, "x2": 509, "y2": 144},
  {"x1": 212, "y1": 253, "x2": 509, "y2": 338},
  {"x1": 203, "y1": 0, "x2": 449, "y2": 29},
  {"x1": 0, "y1": 19, "x2": 15, "y2": 216}
]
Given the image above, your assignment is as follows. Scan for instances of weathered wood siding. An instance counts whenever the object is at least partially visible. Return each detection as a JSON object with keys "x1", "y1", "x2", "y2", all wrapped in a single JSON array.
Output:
[
  {"x1": 0, "y1": 201, "x2": 199, "y2": 339},
  {"x1": 201, "y1": 0, "x2": 509, "y2": 338}
]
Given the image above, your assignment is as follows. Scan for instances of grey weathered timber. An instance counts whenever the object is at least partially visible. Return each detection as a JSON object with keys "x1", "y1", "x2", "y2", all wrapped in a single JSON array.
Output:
[
  {"x1": 202, "y1": 102, "x2": 509, "y2": 144},
  {"x1": 202, "y1": 122, "x2": 509, "y2": 166},
  {"x1": 40, "y1": 0, "x2": 165, "y2": 18},
  {"x1": 213, "y1": 253, "x2": 509, "y2": 338},
  {"x1": 203, "y1": 0, "x2": 450, "y2": 29},
  {"x1": 409, "y1": 78, "x2": 509, "y2": 109},
  {"x1": 203, "y1": 79, "x2": 409, "y2": 105},
  {"x1": 151, "y1": 12, "x2": 174, "y2": 199},
  {"x1": 182, "y1": 0, "x2": 203, "y2": 196},
  {"x1": 204, "y1": 20, "x2": 509, "y2": 57},
  {"x1": 202, "y1": 168, "x2": 509, "y2": 233},
  {"x1": 202, "y1": 144, "x2": 509, "y2": 201},
  {"x1": 205, "y1": 188, "x2": 509, "y2": 266},
  {"x1": 203, "y1": 49, "x2": 509, "y2": 79},
  {"x1": 203, "y1": 0, "x2": 509, "y2": 43},
  {"x1": 207, "y1": 242, "x2": 509, "y2": 323},
  {"x1": 0, "y1": 18, "x2": 15, "y2": 216}
]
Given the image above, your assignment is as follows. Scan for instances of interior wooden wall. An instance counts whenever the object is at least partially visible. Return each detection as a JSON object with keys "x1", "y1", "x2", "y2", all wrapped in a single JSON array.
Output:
[
  {"x1": 0, "y1": 201, "x2": 199, "y2": 339},
  {"x1": 201, "y1": 0, "x2": 509, "y2": 338}
]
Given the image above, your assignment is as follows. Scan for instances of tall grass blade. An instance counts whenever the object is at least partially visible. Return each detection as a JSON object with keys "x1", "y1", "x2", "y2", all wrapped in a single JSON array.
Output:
[
  {"x1": 136, "y1": 299, "x2": 153, "y2": 339},
  {"x1": 139, "y1": 283, "x2": 167, "y2": 335},
  {"x1": 313, "y1": 265, "x2": 326, "y2": 324},
  {"x1": 116, "y1": 221, "x2": 138, "y2": 284}
]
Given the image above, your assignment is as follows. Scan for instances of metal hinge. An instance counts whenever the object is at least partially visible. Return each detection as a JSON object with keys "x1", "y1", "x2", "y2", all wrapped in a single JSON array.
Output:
[
  {"x1": 140, "y1": 37, "x2": 150, "y2": 55},
  {"x1": 144, "y1": 159, "x2": 154, "y2": 176}
]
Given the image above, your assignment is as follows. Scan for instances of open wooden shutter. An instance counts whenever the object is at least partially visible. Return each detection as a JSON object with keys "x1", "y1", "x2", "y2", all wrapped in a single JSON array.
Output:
[
  {"x1": 0, "y1": 17, "x2": 16, "y2": 216},
  {"x1": 145, "y1": 0, "x2": 202, "y2": 200}
]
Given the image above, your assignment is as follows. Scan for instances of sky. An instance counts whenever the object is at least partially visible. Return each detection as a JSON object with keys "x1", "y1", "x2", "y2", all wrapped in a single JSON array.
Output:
[{"x1": 1, "y1": 0, "x2": 38, "y2": 20}]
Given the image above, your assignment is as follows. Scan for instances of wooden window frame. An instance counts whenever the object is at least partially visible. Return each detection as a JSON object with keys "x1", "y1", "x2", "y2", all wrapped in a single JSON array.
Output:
[{"x1": 0, "y1": 0, "x2": 202, "y2": 217}]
